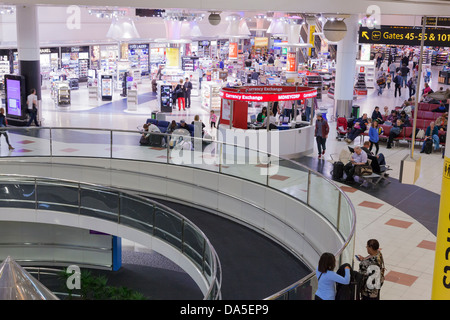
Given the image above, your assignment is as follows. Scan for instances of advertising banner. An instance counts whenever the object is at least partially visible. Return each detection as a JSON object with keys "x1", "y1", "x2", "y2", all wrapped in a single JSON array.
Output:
[
  {"x1": 166, "y1": 48, "x2": 180, "y2": 68},
  {"x1": 286, "y1": 52, "x2": 297, "y2": 72},
  {"x1": 229, "y1": 42, "x2": 238, "y2": 59}
]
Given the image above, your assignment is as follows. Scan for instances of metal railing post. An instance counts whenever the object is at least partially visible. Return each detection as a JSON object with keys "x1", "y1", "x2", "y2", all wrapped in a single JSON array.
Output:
[{"x1": 49, "y1": 128, "x2": 53, "y2": 157}]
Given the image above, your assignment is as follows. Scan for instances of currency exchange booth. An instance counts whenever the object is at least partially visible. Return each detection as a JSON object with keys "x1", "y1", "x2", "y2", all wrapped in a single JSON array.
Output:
[{"x1": 218, "y1": 85, "x2": 318, "y2": 159}]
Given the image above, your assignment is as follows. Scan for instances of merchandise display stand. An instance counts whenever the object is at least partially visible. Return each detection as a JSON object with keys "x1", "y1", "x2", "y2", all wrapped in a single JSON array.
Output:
[
  {"x1": 127, "y1": 89, "x2": 138, "y2": 111},
  {"x1": 116, "y1": 60, "x2": 130, "y2": 90},
  {"x1": 201, "y1": 81, "x2": 222, "y2": 112},
  {"x1": 100, "y1": 74, "x2": 113, "y2": 101},
  {"x1": 55, "y1": 82, "x2": 71, "y2": 106},
  {"x1": 305, "y1": 75, "x2": 323, "y2": 100},
  {"x1": 157, "y1": 82, "x2": 174, "y2": 113},
  {"x1": 88, "y1": 86, "x2": 99, "y2": 104},
  {"x1": 355, "y1": 60, "x2": 375, "y2": 88},
  {"x1": 354, "y1": 73, "x2": 368, "y2": 96}
]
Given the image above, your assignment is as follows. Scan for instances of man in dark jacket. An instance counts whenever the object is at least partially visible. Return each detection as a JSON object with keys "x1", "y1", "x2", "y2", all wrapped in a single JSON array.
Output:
[
  {"x1": 183, "y1": 77, "x2": 193, "y2": 108},
  {"x1": 315, "y1": 113, "x2": 329, "y2": 159},
  {"x1": 346, "y1": 113, "x2": 368, "y2": 143},
  {"x1": 387, "y1": 119, "x2": 405, "y2": 149},
  {"x1": 393, "y1": 72, "x2": 402, "y2": 98},
  {"x1": 371, "y1": 106, "x2": 383, "y2": 123}
]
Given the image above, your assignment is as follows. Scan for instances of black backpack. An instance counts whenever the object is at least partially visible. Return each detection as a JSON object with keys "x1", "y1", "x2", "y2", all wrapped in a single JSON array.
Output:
[
  {"x1": 332, "y1": 161, "x2": 344, "y2": 180},
  {"x1": 424, "y1": 139, "x2": 433, "y2": 154}
]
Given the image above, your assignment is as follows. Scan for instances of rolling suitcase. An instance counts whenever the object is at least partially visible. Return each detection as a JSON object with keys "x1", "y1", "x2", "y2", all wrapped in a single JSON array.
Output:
[{"x1": 332, "y1": 161, "x2": 344, "y2": 181}]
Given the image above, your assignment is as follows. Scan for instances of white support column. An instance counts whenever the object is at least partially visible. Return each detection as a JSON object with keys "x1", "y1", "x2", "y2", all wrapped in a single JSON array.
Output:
[
  {"x1": 334, "y1": 14, "x2": 358, "y2": 118},
  {"x1": 16, "y1": 4, "x2": 41, "y2": 124}
]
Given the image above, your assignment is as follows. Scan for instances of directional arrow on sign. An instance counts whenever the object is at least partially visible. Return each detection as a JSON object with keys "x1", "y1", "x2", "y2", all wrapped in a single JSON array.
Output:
[{"x1": 362, "y1": 31, "x2": 369, "y2": 40}]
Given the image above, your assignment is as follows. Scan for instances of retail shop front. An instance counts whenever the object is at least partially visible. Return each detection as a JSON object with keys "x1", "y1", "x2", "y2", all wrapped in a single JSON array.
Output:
[{"x1": 218, "y1": 85, "x2": 318, "y2": 159}]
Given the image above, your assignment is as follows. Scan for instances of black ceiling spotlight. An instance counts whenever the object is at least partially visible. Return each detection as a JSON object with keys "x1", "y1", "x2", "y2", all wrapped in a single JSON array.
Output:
[
  {"x1": 208, "y1": 12, "x2": 221, "y2": 26},
  {"x1": 135, "y1": 9, "x2": 165, "y2": 17}
]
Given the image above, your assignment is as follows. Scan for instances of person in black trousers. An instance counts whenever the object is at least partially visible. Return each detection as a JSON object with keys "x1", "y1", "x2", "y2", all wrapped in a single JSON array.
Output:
[
  {"x1": 183, "y1": 77, "x2": 193, "y2": 108},
  {"x1": 0, "y1": 108, "x2": 14, "y2": 150},
  {"x1": 393, "y1": 72, "x2": 402, "y2": 98}
]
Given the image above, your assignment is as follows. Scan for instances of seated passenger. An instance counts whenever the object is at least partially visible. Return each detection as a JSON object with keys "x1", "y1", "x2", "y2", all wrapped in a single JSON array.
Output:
[
  {"x1": 431, "y1": 102, "x2": 448, "y2": 113},
  {"x1": 343, "y1": 146, "x2": 368, "y2": 183},
  {"x1": 387, "y1": 119, "x2": 405, "y2": 149},
  {"x1": 384, "y1": 110, "x2": 398, "y2": 125},
  {"x1": 371, "y1": 106, "x2": 383, "y2": 123},
  {"x1": 362, "y1": 141, "x2": 386, "y2": 174},
  {"x1": 420, "y1": 122, "x2": 440, "y2": 153},
  {"x1": 167, "y1": 120, "x2": 178, "y2": 134},
  {"x1": 345, "y1": 113, "x2": 368, "y2": 143},
  {"x1": 435, "y1": 112, "x2": 448, "y2": 132},
  {"x1": 399, "y1": 111, "x2": 411, "y2": 127}
]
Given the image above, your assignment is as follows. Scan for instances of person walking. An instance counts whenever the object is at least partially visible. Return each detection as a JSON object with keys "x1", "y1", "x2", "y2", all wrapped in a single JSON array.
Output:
[
  {"x1": 314, "y1": 113, "x2": 329, "y2": 159},
  {"x1": 0, "y1": 108, "x2": 14, "y2": 150},
  {"x1": 376, "y1": 73, "x2": 386, "y2": 96},
  {"x1": 26, "y1": 88, "x2": 39, "y2": 127},
  {"x1": 394, "y1": 72, "x2": 402, "y2": 98},
  {"x1": 315, "y1": 252, "x2": 351, "y2": 300},
  {"x1": 368, "y1": 120, "x2": 380, "y2": 155}
]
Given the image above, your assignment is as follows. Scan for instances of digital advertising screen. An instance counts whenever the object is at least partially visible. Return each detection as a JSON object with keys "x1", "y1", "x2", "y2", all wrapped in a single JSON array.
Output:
[{"x1": 5, "y1": 77, "x2": 23, "y2": 117}]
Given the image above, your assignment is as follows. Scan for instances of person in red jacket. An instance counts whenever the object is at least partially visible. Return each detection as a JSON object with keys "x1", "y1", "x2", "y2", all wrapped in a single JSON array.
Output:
[{"x1": 315, "y1": 113, "x2": 329, "y2": 159}]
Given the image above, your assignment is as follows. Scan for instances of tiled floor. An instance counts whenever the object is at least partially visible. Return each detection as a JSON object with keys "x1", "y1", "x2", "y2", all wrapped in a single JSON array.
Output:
[{"x1": 11, "y1": 64, "x2": 448, "y2": 300}]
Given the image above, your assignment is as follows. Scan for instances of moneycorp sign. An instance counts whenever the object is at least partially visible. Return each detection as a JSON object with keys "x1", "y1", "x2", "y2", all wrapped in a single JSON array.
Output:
[
  {"x1": 220, "y1": 86, "x2": 317, "y2": 102},
  {"x1": 359, "y1": 25, "x2": 450, "y2": 47}
]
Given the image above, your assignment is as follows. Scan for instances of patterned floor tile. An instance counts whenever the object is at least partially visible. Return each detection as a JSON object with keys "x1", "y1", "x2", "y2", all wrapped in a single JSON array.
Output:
[
  {"x1": 358, "y1": 200, "x2": 384, "y2": 209},
  {"x1": 269, "y1": 175, "x2": 290, "y2": 181},
  {"x1": 417, "y1": 240, "x2": 436, "y2": 251},
  {"x1": 340, "y1": 186, "x2": 358, "y2": 193},
  {"x1": 16, "y1": 140, "x2": 35, "y2": 144},
  {"x1": 385, "y1": 271, "x2": 418, "y2": 286},
  {"x1": 385, "y1": 218, "x2": 413, "y2": 229}
]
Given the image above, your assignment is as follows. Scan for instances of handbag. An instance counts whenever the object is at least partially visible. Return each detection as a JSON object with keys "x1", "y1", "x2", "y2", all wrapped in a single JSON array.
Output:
[
  {"x1": 355, "y1": 164, "x2": 373, "y2": 176},
  {"x1": 416, "y1": 129, "x2": 425, "y2": 139}
]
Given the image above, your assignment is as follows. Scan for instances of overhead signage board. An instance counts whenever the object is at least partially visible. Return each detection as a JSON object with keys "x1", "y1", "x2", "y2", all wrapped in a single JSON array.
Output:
[
  {"x1": 422, "y1": 16, "x2": 450, "y2": 27},
  {"x1": 358, "y1": 25, "x2": 450, "y2": 47}
]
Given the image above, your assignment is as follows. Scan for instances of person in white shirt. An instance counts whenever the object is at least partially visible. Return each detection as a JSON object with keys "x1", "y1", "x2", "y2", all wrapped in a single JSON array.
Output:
[
  {"x1": 274, "y1": 55, "x2": 281, "y2": 68},
  {"x1": 26, "y1": 88, "x2": 39, "y2": 127},
  {"x1": 262, "y1": 111, "x2": 277, "y2": 129}
]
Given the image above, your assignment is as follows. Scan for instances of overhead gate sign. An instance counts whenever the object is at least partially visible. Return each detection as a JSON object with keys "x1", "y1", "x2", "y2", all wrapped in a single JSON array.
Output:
[{"x1": 358, "y1": 25, "x2": 450, "y2": 47}]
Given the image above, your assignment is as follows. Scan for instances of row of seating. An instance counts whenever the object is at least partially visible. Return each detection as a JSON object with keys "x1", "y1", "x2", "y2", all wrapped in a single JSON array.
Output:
[
  {"x1": 362, "y1": 102, "x2": 447, "y2": 150},
  {"x1": 146, "y1": 118, "x2": 195, "y2": 136}
]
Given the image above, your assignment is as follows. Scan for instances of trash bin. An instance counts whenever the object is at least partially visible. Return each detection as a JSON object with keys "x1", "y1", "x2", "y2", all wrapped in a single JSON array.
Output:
[{"x1": 352, "y1": 105, "x2": 360, "y2": 119}]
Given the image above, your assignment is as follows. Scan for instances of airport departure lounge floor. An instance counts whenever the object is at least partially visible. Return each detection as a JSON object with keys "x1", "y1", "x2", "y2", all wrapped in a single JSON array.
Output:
[{"x1": 18, "y1": 66, "x2": 449, "y2": 300}]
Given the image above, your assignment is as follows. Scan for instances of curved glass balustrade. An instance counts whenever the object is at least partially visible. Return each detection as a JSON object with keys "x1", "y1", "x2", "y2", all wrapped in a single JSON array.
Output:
[
  {"x1": 0, "y1": 126, "x2": 356, "y2": 300},
  {"x1": 0, "y1": 174, "x2": 222, "y2": 300}
]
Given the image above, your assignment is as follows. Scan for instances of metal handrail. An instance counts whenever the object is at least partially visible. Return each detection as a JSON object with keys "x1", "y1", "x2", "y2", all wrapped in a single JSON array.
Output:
[
  {"x1": 0, "y1": 174, "x2": 222, "y2": 300},
  {"x1": 1, "y1": 126, "x2": 356, "y2": 300}
]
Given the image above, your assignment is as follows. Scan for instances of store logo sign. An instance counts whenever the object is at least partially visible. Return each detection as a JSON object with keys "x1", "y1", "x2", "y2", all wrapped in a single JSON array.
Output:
[{"x1": 66, "y1": 5, "x2": 81, "y2": 30}]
